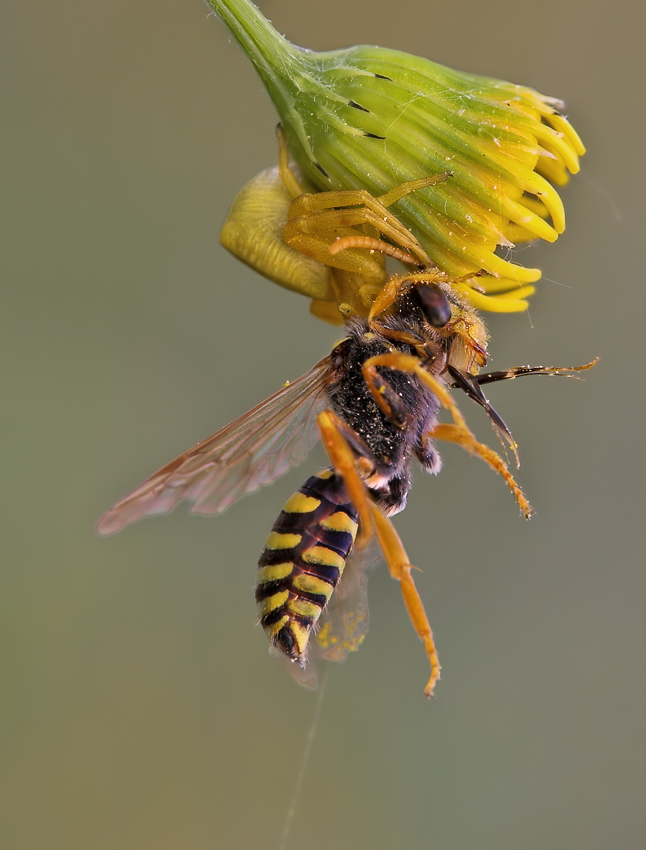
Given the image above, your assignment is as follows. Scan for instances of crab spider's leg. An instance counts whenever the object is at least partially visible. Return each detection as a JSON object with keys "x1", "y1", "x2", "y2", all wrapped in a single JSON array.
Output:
[{"x1": 276, "y1": 124, "x2": 304, "y2": 200}]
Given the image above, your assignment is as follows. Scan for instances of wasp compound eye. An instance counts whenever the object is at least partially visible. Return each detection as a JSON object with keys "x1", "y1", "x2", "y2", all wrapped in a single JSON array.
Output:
[{"x1": 412, "y1": 283, "x2": 452, "y2": 328}]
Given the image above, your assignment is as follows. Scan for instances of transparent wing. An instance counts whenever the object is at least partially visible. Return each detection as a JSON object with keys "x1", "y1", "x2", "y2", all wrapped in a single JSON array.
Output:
[
  {"x1": 314, "y1": 543, "x2": 375, "y2": 663},
  {"x1": 288, "y1": 542, "x2": 379, "y2": 690},
  {"x1": 97, "y1": 356, "x2": 333, "y2": 535}
]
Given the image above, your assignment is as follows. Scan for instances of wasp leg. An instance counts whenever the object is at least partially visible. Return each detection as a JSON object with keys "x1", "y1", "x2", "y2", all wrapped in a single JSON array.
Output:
[
  {"x1": 365, "y1": 368, "x2": 411, "y2": 429},
  {"x1": 362, "y1": 353, "x2": 534, "y2": 519},
  {"x1": 371, "y1": 505, "x2": 441, "y2": 698},
  {"x1": 472, "y1": 358, "x2": 599, "y2": 386},
  {"x1": 318, "y1": 408, "x2": 411, "y2": 521},
  {"x1": 317, "y1": 410, "x2": 439, "y2": 696},
  {"x1": 447, "y1": 365, "x2": 519, "y2": 467},
  {"x1": 317, "y1": 410, "x2": 376, "y2": 548},
  {"x1": 430, "y1": 424, "x2": 533, "y2": 518},
  {"x1": 415, "y1": 433, "x2": 442, "y2": 475}
]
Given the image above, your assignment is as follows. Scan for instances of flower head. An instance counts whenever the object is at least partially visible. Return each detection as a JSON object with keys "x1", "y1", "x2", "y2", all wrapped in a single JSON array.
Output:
[{"x1": 209, "y1": 0, "x2": 584, "y2": 311}]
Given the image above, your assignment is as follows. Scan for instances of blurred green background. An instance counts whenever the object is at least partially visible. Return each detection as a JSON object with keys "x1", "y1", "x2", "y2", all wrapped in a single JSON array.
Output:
[{"x1": 2, "y1": 1, "x2": 645, "y2": 848}]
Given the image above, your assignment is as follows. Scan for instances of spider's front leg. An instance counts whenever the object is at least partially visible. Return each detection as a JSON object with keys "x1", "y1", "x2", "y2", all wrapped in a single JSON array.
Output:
[
  {"x1": 285, "y1": 174, "x2": 449, "y2": 276},
  {"x1": 221, "y1": 123, "x2": 453, "y2": 324},
  {"x1": 281, "y1": 123, "x2": 451, "y2": 305}
]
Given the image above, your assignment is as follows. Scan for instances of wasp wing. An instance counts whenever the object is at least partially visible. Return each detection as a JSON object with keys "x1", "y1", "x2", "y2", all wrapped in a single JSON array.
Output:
[
  {"x1": 97, "y1": 356, "x2": 333, "y2": 535},
  {"x1": 287, "y1": 541, "x2": 378, "y2": 690},
  {"x1": 315, "y1": 543, "x2": 374, "y2": 662}
]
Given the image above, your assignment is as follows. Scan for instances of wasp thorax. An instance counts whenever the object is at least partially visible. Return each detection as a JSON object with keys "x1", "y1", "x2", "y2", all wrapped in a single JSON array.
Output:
[{"x1": 411, "y1": 283, "x2": 452, "y2": 328}]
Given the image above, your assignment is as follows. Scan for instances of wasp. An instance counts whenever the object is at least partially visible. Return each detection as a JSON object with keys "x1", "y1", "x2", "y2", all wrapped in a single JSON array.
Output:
[{"x1": 97, "y1": 157, "x2": 594, "y2": 695}]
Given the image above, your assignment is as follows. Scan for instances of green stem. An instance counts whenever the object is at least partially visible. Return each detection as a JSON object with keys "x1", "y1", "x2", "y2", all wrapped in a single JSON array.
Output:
[
  {"x1": 206, "y1": 0, "x2": 302, "y2": 106},
  {"x1": 207, "y1": 0, "x2": 332, "y2": 168}
]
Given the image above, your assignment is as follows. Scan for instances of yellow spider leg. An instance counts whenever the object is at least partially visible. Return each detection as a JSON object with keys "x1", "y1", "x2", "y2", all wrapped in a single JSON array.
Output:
[
  {"x1": 287, "y1": 206, "x2": 414, "y2": 249},
  {"x1": 376, "y1": 172, "x2": 452, "y2": 208},
  {"x1": 284, "y1": 204, "x2": 390, "y2": 284},
  {"x1": 276, "y1": 124, "x2": 304, "y2": 201},
  {"x1": 288, "y1": 186, "x2": 433, "y2": 267},
  {"x1": 371, "y1": 505, "x2": 441, "y2": 698},
  {"x1": 277, "y1": 162, "x2": 451, "y2": 309},
  {"x1": 329, "y1": 235, "x2": 420, "y2": 267},
  {"x1": 362, "y1": 353, "x2": 534, "y2": 518},
  {"x1": 288, "y1": 173, "x2": 450, "y2": 218},
  {"x1": 317, "y1": 411, "x2": 375, "y2": 548}
]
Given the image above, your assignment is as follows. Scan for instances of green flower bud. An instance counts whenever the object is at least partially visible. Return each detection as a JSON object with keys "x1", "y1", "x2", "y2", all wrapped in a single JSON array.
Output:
[{"x1": 208, "y1": 0, "x2": 584, "y2": 309}]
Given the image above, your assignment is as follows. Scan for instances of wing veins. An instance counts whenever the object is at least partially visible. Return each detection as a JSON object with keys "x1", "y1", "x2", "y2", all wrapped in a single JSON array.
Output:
[{"x1": 97, "y1": 356, "x2": 333, "y2": 535}]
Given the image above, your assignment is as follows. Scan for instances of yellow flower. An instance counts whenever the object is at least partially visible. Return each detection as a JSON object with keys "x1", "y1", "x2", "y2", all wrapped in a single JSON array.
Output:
[{"x1": 208, "y1": 0, "x2": 584, "y2": 312}]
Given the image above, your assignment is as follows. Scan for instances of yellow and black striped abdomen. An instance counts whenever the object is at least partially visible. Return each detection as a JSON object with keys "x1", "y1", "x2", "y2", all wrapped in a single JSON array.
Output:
[{"x1": 256, "y1": 468, "x2": 359, "y2": 663}]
